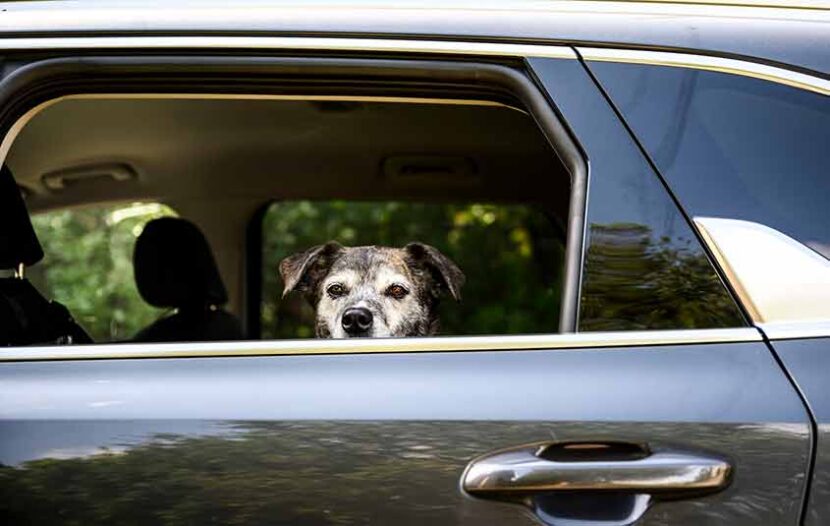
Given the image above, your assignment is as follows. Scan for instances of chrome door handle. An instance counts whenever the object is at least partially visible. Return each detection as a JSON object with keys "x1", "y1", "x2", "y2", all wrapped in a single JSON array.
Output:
[{"x1": 462, "y1": 441, "x2": 732, "y2": 496}]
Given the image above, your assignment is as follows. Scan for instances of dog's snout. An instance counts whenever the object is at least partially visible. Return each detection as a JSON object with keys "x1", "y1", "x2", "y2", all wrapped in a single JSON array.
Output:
[{"x1": 342, "y1": 307, "x2": 373, "y2": 336}]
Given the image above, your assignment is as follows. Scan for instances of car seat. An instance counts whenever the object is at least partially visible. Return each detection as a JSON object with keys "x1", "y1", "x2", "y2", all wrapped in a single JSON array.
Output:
[
  {"x1": 0, "y1": 165, "x2": 92, "y2": 346},
  {"x1": 132, "y1": 217, "x2": 244, "y2": 342}
]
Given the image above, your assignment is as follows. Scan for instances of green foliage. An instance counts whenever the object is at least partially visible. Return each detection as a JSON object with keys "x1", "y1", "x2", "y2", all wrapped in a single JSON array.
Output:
[
  {"x1": 28, "y1": 199, "x2": 564, "y2": 342},
  {"x1": 262, "y1": 201, "x2": 565, "y2": 338},
  {"x1": 580, "y1": 223, "x2": 745, "y2": 331},
  {"x1": 29, "y1": 203, "x2": 177, "y2": 342}
]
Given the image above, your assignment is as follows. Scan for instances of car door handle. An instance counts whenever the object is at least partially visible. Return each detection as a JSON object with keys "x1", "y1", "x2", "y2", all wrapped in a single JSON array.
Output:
[{"x1": 462, "y1": 441, "x2": 732, "y2": 496}]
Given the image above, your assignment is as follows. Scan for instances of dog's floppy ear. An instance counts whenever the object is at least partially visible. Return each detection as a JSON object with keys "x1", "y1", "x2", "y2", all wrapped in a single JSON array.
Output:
[
  {"x1": 404, "y1": 242, "x2": 465, "y2": 301},
  {"x1": 279, "y1": 241, "x2": 344, "y2": 298}
]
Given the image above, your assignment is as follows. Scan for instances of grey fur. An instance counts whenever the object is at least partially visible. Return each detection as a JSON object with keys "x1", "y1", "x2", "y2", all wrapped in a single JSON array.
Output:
[{"x1": 278, "y1": 243, "x2": 464, "y2": 338}]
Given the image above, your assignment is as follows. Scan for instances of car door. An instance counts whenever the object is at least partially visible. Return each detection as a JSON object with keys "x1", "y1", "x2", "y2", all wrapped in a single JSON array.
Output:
[
  {"x1": 581, "y1": 51, "x2": 830, "y2": 525},
  {"x1": 0, "y1": 40, "x2": 812, "y2": 526}
]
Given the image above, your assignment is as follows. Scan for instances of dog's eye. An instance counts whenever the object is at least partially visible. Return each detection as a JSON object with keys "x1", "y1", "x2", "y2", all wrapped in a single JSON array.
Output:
[
  {"x1": 326, "y1": 283, "x2": 347, "y2": 298},
  {"x1": 386, "y1": 284, "x2": 409, "y2": 300}
]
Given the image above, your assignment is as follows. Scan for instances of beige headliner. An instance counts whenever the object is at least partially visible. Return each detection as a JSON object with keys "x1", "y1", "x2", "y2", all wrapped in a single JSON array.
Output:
[{"x1": 8, "y1": 95, "x2": 565, "y2": 212}]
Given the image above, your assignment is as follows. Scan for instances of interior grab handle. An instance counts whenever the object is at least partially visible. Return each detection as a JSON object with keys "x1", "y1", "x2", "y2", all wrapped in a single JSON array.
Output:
[{"x1": 462, "y1": 441, "x2": 732, "y2": 496}]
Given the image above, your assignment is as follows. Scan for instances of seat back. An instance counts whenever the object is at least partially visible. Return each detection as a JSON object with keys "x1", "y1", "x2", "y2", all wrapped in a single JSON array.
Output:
[
  {"x1": 132, "y1": 217, "x2": 243, "y2": 342},
  {"x1": 0, "y1": 165, "x2": 42, "y2": 270},
  {"x1": 0, "y1": 165, "x2": 91, "y2": 345}
]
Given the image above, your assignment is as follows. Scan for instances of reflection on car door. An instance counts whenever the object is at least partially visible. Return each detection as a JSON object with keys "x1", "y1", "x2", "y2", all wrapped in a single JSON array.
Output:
[{"x1": 0, "y1": 333, "x2": 809, "y2": 525}]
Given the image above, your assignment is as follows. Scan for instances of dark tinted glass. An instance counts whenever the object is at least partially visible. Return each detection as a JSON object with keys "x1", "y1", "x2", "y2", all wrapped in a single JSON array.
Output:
[
  {"x1": 529, "y1": 58, "x2": 745, "y2": 330},
  {"x1": 589, "y1": 62, "x2": 830, "y2": 259}
]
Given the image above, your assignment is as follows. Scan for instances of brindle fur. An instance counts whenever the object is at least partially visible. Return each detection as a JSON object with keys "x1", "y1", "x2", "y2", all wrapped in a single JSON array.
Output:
[{"x1": 279, "y1": 242, "x2": 464, "y2": 338}]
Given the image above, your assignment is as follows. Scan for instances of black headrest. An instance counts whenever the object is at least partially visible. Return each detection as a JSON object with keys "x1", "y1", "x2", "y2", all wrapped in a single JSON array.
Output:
[
  {"x1": 0, "y1": 165, "x2": 43, "y2": 269},
  {"x1": 133, "y1": 217, "x2": 228, "y2": 309}
]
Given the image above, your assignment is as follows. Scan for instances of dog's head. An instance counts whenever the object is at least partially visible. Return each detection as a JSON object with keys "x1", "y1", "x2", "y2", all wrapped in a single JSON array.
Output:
[{"x1": 279, "y1": 242, "x2": 464, "y2": 338}]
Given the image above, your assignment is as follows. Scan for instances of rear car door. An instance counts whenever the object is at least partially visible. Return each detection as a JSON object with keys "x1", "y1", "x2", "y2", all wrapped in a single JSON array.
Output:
[{"x1": 0, "y1": 40, "x2": 812, "y2": 526}]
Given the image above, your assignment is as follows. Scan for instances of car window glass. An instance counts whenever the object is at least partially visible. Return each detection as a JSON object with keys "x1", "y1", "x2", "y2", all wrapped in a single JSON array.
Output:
[
  {"x1": 528, "y1": 57, "x2": 746, "y2": 331},
  {"x1": 588, "y1": 61, "x2": 830, "y2": 259}
]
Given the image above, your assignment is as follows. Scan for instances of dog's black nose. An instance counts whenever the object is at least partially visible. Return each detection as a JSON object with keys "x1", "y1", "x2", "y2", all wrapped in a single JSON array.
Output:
[{"x1": 342, "y1": 307, "x2": 373, "y2": 336}]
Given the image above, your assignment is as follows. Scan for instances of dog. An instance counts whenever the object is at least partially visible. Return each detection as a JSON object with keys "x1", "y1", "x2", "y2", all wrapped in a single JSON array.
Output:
[{"x1": 279, "y1": 242, "x2": 464, "y2": 338}]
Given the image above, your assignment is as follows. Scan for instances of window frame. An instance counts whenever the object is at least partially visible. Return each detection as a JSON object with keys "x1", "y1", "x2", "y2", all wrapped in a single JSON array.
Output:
[
  {"x1": 0, "y1": 49, "x2": 588, "y2": 341},
  {"x1": 0, "y1": 37, "x2": 813, "y2": 357}
]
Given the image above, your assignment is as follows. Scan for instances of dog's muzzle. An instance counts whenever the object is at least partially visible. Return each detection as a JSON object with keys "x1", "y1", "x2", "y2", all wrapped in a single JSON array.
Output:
[{"x1": 341, "y1": 307, "x2": 373, "y2": 337}]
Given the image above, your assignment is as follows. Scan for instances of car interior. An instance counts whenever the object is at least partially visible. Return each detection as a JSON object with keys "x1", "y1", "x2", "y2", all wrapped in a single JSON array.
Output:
[
  {"x1": 0, "y1": 164, "x2": 92, "y2": 345},
  {"x1": 1, "y1": 94, "x2": 573, "y2": 345}
]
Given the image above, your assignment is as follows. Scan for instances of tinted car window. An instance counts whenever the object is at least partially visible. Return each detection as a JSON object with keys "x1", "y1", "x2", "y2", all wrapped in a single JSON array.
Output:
[
  {"x1": 588, "y1": 61, "x2": 830, "y2": 259},
  {"x1": 529, "y1": 58, "x2": 745, "y2": 331}
]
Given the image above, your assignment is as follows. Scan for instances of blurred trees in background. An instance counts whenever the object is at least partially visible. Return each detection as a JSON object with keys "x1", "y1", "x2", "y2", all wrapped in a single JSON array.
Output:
[
  {"x1": 29, "y1": 203, "x2": 177, "y2": 342},
  {"x1": 262, "y1": 201, "x2": 565, "y2": 338}
]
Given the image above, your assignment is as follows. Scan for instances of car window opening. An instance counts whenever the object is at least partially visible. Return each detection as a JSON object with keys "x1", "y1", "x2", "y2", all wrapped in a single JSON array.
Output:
[{"x1": 1, "y1": 94, "x2": 573, "y2": 346}]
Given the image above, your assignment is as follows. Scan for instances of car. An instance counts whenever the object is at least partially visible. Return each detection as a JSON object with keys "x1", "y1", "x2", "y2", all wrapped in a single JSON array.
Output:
[{"x1": 0, "y1": 1, "x2": 827, "y2": 525}]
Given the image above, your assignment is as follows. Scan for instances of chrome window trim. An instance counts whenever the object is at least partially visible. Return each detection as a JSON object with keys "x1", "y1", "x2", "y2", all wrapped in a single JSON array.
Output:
[
  {"x1": 0, "y1": 36, "x2": 578, "y2": 60},
  {"x1": 0, "y1": 328, "x2": 761, "y2": 362},
  {"x1": 578, "y1": 47, "x2": 830, "y2": 96},
  {"x1": 0, "y1": 36, "x2": 822, "y2": 96},
  {"x1": 625, "y1": 0, "x2": 830, "y2": 9},
  {"x1": 759, "y1": 321, "x2": 830, "y2": 341}
]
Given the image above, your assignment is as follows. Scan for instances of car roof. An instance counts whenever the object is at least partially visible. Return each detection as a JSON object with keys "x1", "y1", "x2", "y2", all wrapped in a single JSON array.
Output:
[{"x1": 0, "y1": 1, "x2": 827, "y2": 74}]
